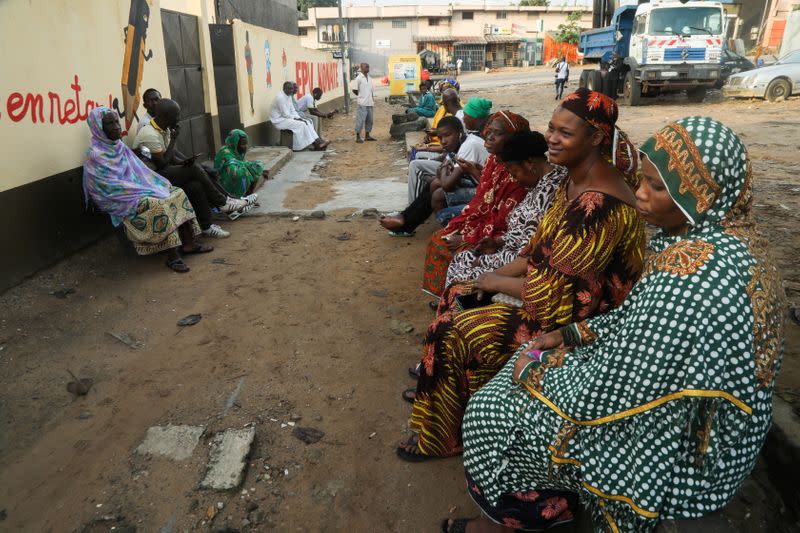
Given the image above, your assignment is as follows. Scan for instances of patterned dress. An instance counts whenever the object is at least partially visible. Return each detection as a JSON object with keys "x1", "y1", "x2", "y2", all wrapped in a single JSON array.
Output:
[
  {"x1": 462, "y1": 117, "x2": 784, "y2": 531},
  {"x1": 422, "y1": 155, "x2": 528, "y2": 295},
  {"x1": 122, "y1": 188, "x2": 201, "y2": 255},
  {"x1": 446, "y1": 165, "x2": 568, "y2": 287},
  {"x1": 410, "y1": 182, "x2": 646, "y2": 457}
]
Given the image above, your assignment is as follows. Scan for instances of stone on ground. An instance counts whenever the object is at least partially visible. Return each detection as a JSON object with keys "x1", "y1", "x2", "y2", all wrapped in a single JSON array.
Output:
[
  {"x1": 200, "y1": 427, "x2": 256, "y2": 490},
  {"x1": 135, "y1": 425, "x2": 204, "y2": 461}
]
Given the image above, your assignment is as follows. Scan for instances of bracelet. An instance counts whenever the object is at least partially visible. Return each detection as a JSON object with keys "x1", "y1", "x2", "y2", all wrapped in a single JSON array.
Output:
[{"x1": 559, "y1": 324, "x2": 579, "y2": 347}]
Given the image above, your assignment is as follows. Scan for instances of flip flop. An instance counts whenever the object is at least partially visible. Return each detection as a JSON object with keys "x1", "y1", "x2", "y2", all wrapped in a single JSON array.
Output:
[
  {"x1": 396, "y1": 446, "x2": 438, "y2": 463},
  {"x1": 440, "y1": 518, "x2": 471, "y2": 533},
  {"x1": 356, "y1": 138, "x2": 364, "y2": 144},
  {"x1": 182, "y1": 243, "x2": 214, "y2": 255},
  {"x1": 166, "y1": 258, "x2": 190, "y2": 273},
  {"x1": 408, "y1": 363, "x2": 421, "y2": 378},
  {"x1": 389, "y1": 230, "x2": 415, "y2": 237},
  {"x1": 402, "y1": 388, "x2": 416, "y2": 404}
]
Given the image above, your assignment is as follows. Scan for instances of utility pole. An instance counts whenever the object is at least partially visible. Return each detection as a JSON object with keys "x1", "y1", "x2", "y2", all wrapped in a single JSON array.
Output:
[{"x1": 337, "y1": 0, "x2": 350, "y2": 114}]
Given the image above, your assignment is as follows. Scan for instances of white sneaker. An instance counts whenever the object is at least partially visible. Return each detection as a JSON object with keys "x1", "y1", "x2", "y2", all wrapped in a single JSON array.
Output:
[
  {"x1": 219, "y1": 197, "x2": 247, "y2": 214},
  {"x1": 202, "y1": 224, "x2": 230, "y2": 238},
  {"x1": 243, "y1": 193, "x2": 258, "y2": 206}
]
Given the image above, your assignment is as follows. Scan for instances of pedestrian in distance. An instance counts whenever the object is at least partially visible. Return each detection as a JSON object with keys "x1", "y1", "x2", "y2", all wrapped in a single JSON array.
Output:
[
  {"x1": 554, "y1": 56, "x2": 569, "y2": 100},
  {"x1": 352, "y1": 63, "x2": 376, "y2": 143}
]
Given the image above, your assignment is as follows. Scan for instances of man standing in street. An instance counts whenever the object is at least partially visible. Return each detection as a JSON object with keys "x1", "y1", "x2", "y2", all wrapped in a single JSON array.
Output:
[
  {"x1": 352, "y1": 63, "x2": 375, "y2": 143},
  {"x1": 554, "y1": 56, "x2": 569, "y2": 100},
  {"x1": 456, "y1": 57, "x2": 463, "y2": 77}
]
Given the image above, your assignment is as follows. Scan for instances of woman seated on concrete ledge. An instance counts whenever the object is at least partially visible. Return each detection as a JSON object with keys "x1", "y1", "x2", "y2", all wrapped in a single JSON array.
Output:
[
  {"x1": 447, "y1": 117, "x2": 785, "y2": 532},
  {"x1": 406, "y1": 80, "x2": 438, "y2": 118},
  {"x1": 83, "y1": 107, "x2": 212, "y2": 274},
  {"x1": 214, "y1": 129, "x2": 268, "y2": 199}
]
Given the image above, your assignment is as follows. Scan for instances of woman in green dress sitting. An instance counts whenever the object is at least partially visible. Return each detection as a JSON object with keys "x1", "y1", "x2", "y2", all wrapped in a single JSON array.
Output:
[{"x1": 214, "y1": 129, "x2": 267, "y2": 199}]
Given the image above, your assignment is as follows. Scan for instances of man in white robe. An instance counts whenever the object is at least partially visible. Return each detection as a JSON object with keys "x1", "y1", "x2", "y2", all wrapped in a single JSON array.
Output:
[{"x1": 269, "y1": 82, "x2": 329, "y2": 151}]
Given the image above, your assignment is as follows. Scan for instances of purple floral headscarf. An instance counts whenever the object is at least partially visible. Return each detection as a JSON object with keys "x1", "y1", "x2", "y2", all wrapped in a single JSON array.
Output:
[{"x1": 82, "y1": 106, "x2": 172, "y2": 226}]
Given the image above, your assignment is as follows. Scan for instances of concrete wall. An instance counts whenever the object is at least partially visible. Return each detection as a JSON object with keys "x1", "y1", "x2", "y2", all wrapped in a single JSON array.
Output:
[
  {"x1": 230, "y1": 19, "x2": 346, "y2": 145},
  {"x1": 217, "y1": 0, "x2": 300, "y2": 36}
]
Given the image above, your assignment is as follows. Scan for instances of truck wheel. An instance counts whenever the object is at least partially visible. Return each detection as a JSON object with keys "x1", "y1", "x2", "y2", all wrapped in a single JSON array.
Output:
[
  {"x1": 579, "y1": 70, "x2": 590, "y2": 89},
  {"x1": 588, "y1": 70, "x2": 603, "y2": 92},
  {"x1": 766, "y1": 79, "x2": 791, "y2": 102},
  {"x1": 601, "y1": 72, "x2": 618, "y2": 98},
  {"x1": 687, "y1": 87, "x2": 707, "y2": 103},
  {"x1": 622, "y1": 71, "x2": 641, "y2": 106}
]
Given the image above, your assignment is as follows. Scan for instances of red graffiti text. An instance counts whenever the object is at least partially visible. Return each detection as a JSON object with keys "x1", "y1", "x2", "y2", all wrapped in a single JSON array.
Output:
[
  {"x1": 294, "y1": 61, "x2": 340, "y2": 98},
  {"x1": 2, "y1": 75, "x2": 113, "y2": 125}
]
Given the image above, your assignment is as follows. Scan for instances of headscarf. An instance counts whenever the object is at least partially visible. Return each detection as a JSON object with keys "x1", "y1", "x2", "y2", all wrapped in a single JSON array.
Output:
[
  {"x1": 488, "y1": 110, "x2": 530, "y2": 134},
  {"x1": 438, "y1": 78, "x2": 460, "y2": 93},
  {"x1": 82, "y1": 106, "x2": 171, "y2": 227},
  {"x1": 462, "y1": 97, "x2": 492, "y2": 119},
  {"x1": 559, "y1": 88, "x2": 638, "y2": 186},
  {"x1": 502, "y1": 118, "x2": 783, "y2": 527},
  {"x1": 214, "y1": 128, "x2": 264, "y2": 198},
  {"x1": 215, "y1": 129, "x2": 249, "y2": 166}
]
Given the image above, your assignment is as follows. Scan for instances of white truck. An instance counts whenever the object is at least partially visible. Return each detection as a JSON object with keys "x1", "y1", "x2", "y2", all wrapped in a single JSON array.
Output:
[{"x1": 578, "y1": 0, "x2": 726, "y2": 105}]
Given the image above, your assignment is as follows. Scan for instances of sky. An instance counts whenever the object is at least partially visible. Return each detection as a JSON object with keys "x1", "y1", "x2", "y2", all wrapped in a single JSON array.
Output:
[{"x1": 345, "y1": 1, "x2": 592, "y2": 6}]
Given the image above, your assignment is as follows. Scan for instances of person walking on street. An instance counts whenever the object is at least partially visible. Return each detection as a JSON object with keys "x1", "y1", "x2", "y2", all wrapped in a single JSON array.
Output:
[
  {"x1": 456, "y1": 58, "x2": 463, "y2": 77},
  {"x1": 554, "y1": 56, "x2": 569, "y2": 100},
  {"x1": 352, "y1": 63, "x2": 376, "y2": 143}
]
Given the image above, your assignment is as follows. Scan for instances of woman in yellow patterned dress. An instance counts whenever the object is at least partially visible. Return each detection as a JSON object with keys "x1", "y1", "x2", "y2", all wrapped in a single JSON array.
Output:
[{"x1": 398, "y1": 89, "x2": 646, "y2": 461}]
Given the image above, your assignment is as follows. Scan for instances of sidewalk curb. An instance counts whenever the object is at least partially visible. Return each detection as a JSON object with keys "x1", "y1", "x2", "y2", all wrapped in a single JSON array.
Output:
[{"x1": 762, "y1": 396, "x2": 800, "y2": 516}]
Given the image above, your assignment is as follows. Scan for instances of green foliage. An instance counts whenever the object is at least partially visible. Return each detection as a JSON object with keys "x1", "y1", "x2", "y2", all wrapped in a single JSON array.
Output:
[
  {"x1": 554, "y1": 11, "x2": 583, "y2": 44},
  {"x1": 519, "y1": 0, "x2": 549, "y2": 6}
]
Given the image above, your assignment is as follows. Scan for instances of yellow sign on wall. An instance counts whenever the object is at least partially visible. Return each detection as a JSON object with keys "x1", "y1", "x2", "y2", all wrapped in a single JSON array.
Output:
[{"x1": 387, "y1": 55, "x2": 421, "y2": 97}]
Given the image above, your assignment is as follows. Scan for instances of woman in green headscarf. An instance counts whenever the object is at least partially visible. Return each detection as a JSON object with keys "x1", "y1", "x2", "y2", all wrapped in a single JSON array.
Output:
[
  {"x1": 214, "y1": 129, "x2": 267, "y2": 198},
  {"x1": 445, "y1": 117, "x2": 784, "y2": 532}
]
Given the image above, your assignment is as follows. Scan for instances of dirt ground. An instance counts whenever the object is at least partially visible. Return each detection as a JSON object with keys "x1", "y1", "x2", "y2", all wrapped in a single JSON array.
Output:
[{"x1": 1, "y1": 79, "x2": 799, "y2": 532}]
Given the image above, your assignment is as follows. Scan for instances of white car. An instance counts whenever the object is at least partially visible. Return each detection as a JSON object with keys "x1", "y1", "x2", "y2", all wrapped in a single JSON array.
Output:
[{"x1": 723, "y1": 49, "x2": 800, "y2": 101}]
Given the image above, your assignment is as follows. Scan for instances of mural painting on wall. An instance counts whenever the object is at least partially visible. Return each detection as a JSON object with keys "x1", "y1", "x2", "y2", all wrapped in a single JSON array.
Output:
[
  {"x1": 245, "y1": 31, "x2": 255, "y2": 114},
  {"x1": 264, "y1": 40, "x2": 272, "y2": 88},
  {"x1": 281, "y1": 48, "x2": 288, "y2": 81},
  {"x1": 294, "y1": 62, "x2": 340, "y2": 98},
  {"x1": 116, "y1": 0, "x2": 154, "y2": 131}
]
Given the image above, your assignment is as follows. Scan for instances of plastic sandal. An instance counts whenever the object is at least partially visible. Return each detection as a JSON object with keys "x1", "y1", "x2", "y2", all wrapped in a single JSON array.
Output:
[
  {"x1": 166, "y1": 258, "x2": 190, "y2": 273},
  {"x1": 388, "y1": 230, "x2": 415, "y2": 237}
]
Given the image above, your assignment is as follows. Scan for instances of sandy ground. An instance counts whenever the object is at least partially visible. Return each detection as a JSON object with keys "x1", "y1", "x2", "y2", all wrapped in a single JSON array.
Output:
[{"x1": 1, "y1": 78, "x2": 799, "y2": 532}]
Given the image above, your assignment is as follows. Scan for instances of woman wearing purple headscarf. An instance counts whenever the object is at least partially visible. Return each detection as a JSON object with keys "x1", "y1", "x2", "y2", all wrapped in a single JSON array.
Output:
[{"x1": 83, "y1": 106, "x2": 211, "y2": 273}]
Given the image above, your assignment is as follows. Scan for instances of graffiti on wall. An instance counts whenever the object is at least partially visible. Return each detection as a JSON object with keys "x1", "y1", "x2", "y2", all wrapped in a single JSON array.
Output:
[
  {"x1": 294, "y1": 62, "x2": 340, "y2": 98},
  {"x1": 116, "y1": 0, "x2": 154, "y2": 130},
  {"x1": 264, "y1": 40, "x2": 272, "y2": 88},
  {"x1": 245, "y1": 31, "x2": 255, "y2": 114},
  {"x1": 1, "y1": 75, "x2": 113, "y2": 125}
]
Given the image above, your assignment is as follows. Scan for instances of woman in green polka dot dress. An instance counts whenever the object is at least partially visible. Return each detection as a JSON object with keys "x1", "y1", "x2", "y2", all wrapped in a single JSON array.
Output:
[{"x1": 449, "y1": 117, "x2": 785, "y2": 533}]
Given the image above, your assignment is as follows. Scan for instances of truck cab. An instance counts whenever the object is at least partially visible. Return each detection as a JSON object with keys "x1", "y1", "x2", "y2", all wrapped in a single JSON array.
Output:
[{"x1": 579, "y1": 0, "x2": 726, "y2": 105}]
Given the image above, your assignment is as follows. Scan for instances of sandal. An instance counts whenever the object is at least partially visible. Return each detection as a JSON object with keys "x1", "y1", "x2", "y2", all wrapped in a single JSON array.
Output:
[
  {"x1": 182, "y1": 243, "x2": 214, "y2": 255},
  {"x1": 402, "y1": 388, "x2": 416, "y2": 404},
  {"x1": 396, "y1": 446, "x2": 438, "y2": 463},
  {"x1": 166, "y1": 258, "x2": 190, "y2": 273},
  {"x1": 389, "y1": 230, "x2": 415, "y2": 237},
  {"x1": 408, "y1": 363, "x2": 421, "y2": 378},
  {"x1": 440, "y1": 518, "x2": 472, "y2": 533}
]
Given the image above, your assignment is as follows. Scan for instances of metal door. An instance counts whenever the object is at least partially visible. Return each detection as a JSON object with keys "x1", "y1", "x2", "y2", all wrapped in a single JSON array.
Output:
[{"x1": 161, "y1": 10, "x2": 212, "y2": 158}]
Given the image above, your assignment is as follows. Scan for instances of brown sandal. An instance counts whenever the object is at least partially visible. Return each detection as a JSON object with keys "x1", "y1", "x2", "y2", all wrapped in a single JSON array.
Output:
[{"x1": 166, "y1": 258, "x2": 190, "y2": 273}]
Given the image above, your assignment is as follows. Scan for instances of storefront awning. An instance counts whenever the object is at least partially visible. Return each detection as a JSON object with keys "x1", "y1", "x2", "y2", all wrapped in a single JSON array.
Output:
[{"x1": 413, "y1": 35, "x2": 456, "y2": 43}]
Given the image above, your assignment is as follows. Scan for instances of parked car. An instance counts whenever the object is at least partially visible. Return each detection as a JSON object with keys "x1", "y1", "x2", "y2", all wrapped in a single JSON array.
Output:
[
  {"x1": 717, "y1": 49, "x2": 755, "y2": 88},
  {"x1": 723, "y1": 49, "x2": 800, "y2": 101}
]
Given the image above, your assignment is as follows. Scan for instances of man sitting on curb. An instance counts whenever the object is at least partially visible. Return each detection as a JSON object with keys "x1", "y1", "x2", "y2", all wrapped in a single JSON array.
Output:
[
  {"x1": 269, "y1": 81, "x2": 330, "y2": 151},
  {"x1": 134, "y1": 99, "x2": 248, "y2": 238}
]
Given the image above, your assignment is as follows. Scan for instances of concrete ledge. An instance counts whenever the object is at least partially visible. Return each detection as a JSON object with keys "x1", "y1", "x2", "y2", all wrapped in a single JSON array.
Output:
[
  {"x1": 405, "y1": 131, "x2": 426, "y2": 156},
  {"x1": 246, "y1": 146, "x2": 293, "y2": 186}
]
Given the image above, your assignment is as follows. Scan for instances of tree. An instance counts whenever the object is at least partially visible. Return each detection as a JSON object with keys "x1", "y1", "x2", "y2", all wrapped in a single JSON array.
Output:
[
  {"x1": 297, "y1": 0, "x2": 338, "y2": 18},
  {"x1": 554, "y1": 11, "x2": 583, "y2": 44},
  {"x1": 519, "y1": 0, "x2": 549, "y2": 6}
]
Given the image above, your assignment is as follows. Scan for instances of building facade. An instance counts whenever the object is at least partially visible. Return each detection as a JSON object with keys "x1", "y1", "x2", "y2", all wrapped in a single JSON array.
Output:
[
  {"x1": 300, "y1": 4, "x2": 593, "y2": 76},
  {"x1": 0, "y1": 0, "x2": 345, "y2": 291}
]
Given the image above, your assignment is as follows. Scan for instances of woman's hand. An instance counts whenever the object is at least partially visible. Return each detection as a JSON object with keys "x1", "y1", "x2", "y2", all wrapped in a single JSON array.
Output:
[
  {"x1": 527, "y1": 330, "x2": 564, "y2": 352},
  {"x1": 444, "y1": 233, "x2": 463, "y2": 252},
  {"x1": 513, "y1": 355, "x2": 534, "y2": 383},
  {"x1": 474, "y1": 272, "x2": 502, "y2": 293},
  {"x1": 455, "y1": 158, "x2": 482, "y2": 179}
]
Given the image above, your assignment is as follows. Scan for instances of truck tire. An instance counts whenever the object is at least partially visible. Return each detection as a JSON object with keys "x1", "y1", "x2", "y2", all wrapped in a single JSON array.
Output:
[
  {"x1": 579, "y1": 70, "x2": 590, "y2": 89},
  {"x1": 588, "y1": 70, "x2": 603, "y2": 92},
  {"x1": 687, "y1": 87, "x2": 707, "y2": 103},
  {"x1": 766, "y1": 78, "x2": 791, "y2": 102},
  {"x1": 622, "y1": 71, "x2": 641, "y2": 106},
  {"x1": 601, "y1": 72, "x2": 618, "y2": 98}
]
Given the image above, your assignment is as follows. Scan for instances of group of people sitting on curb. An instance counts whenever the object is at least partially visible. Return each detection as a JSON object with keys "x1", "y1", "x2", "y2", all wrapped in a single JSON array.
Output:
[
  {"x1": 381, "y1": 84, "x2": 785, "y2": 533},
  {"x1": 82, "y1": 82, "x2": 338, "y2": 273}
]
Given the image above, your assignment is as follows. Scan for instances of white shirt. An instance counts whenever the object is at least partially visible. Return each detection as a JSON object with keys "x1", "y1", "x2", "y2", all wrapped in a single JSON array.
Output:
[
  {"x1": 556, "y1": 61, "x2": 569, "y2": 80},
  {"x1": 456, "y1": 59, "x2": 463, "y2": 68},
  {"x1": 295, "y1": 93, "x2": 315, "y2": 112},
  {"x1": 456, "y1": 134, "x2": 489, "y2": 166},
  {"x1": 134, "y1": 120, "x2": 170, "y2": 153},
  {"x1": 351, "y1": 72, "x2": 374, "y2": 107},
  {"x1": 270, "y1": 91, "x2": 302, "y2": 123},
  {"x1": 137, "y1": 111, "x2": 153, "y2": 132}
]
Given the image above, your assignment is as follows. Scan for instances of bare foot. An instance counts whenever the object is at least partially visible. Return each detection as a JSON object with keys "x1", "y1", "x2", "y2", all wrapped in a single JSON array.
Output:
[
  {"x1": 379, "y1": 215, "x2": 405, "y2": 231},
  {"x1": 365, "y1": 135, "x2": 377, "y2": 141}
]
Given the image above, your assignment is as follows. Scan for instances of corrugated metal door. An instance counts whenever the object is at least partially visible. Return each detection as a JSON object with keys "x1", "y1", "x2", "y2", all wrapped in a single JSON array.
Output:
[{"x1": 161, "y1": 10, "x2": 212, "y2": 158}]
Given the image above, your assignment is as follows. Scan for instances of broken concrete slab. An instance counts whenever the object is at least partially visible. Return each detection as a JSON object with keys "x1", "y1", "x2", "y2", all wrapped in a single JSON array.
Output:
[
  {"x1": 200, "y1": 427, "x2": 256, "y2": 491},
  {"x1": 135, "y1": 425, "x2": 204, "y2": 461},
  {"x1": 246, "y1": 146, "x2": 292, "y2": 178}
]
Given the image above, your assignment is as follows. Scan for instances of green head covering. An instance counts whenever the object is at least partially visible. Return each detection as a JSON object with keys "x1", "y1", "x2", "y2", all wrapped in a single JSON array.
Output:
[
  {"x1": 462, "y1": 97, "x2": 493, "y2": 119},
  {"x1": 639, "y1": 116, "x2": 749, "y2": 228},
  {"x1": 222, "y1": 129, "x2": 249, "y2": 161}
]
